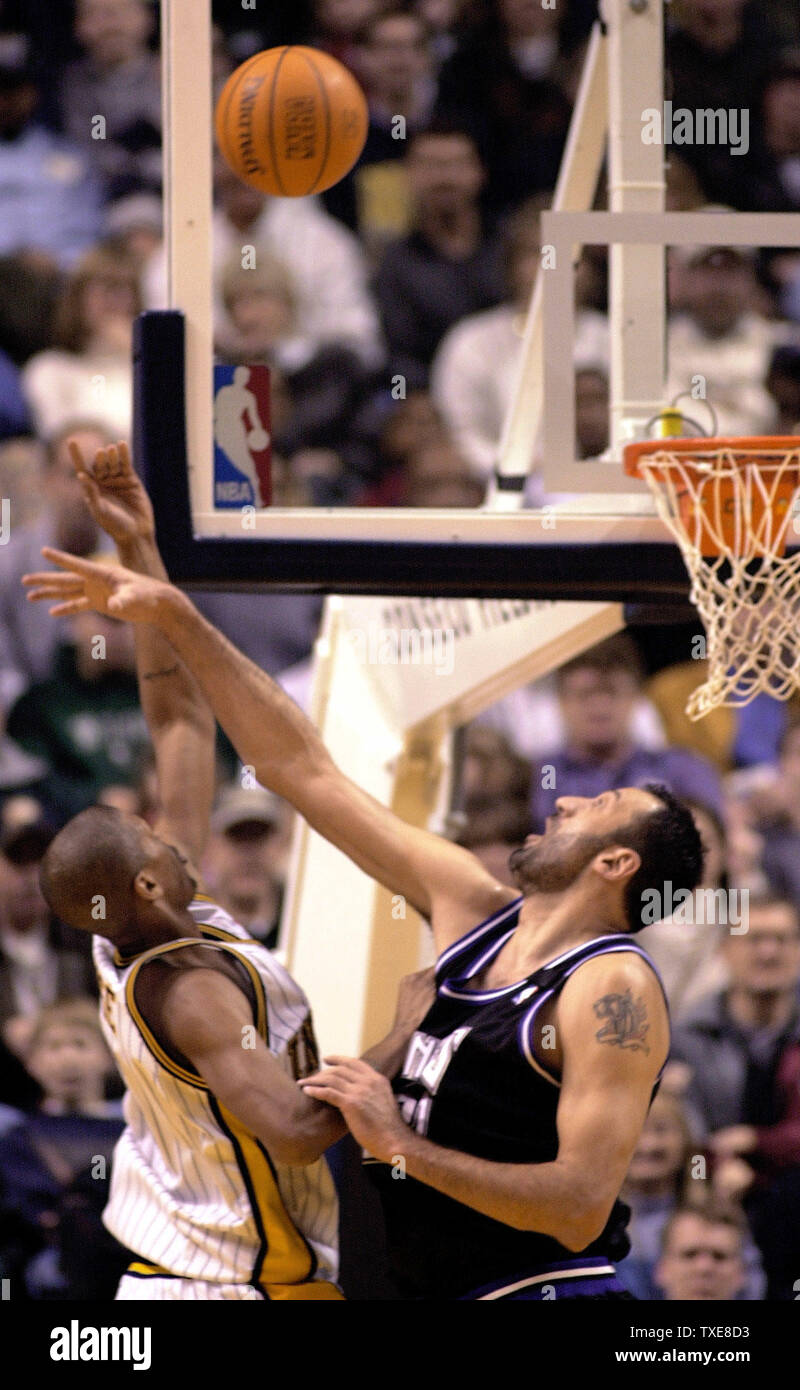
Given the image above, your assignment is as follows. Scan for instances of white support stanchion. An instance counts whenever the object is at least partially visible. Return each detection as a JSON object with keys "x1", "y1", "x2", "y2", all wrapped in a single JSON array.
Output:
[
  {"x1": 606, "y1": 0, "x2": 666, "y2": 454},
  {"x1": 488, "y1": 20, "x2": 608, "y2": 507},
  {"x1": 161, "y1": 0, "x2": 214, "y2": 519}
]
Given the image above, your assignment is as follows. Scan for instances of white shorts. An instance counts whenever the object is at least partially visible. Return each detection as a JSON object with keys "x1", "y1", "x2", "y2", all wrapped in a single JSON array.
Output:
[{"x1": 116, "y1": 1273, "x2": 264, "y2": 1301}]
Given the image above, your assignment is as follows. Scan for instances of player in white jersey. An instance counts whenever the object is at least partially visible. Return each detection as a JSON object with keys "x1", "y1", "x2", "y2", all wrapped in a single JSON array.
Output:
[{"x1": 30, "y1": 441, "x2": 429, "y2": 1301}]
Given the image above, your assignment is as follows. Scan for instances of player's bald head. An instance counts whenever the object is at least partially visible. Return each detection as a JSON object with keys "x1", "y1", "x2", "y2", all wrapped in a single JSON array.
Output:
[{"x1": 40, "y1": 805, "x2": 150, "y2": 936}]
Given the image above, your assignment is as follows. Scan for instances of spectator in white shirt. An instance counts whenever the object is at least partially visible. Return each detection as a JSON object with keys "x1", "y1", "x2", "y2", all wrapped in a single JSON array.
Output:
[
  {"x1": 144, "y1": 159, "x2": 385, "y2": 371},
  {"x1": 22, "y1": 244, "x2": 140, "y2": 441},
  {"x1": 430, "y1": 196, "x2": 609, "y2": 479},
  {"x1": 666, "y1": 242, "x2": 788, "y2": 436}
]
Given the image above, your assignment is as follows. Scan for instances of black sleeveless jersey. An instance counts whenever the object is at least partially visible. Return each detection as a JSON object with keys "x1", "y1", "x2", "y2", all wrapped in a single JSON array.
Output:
[{"x1": 368, "y1": 897, "x2": 669, "y2": 1299}]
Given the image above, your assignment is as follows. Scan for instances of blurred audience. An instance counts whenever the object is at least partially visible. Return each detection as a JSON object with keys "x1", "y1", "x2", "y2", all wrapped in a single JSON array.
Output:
[
  {"x1": 654, "y1": 1202, "x2": 748, "y2": 1301},
  {"x1": 0, "y1": 804, "x2": 94, "y2": 1043},
  {"x1": 431, "y1": 196, "x2": 609, "y2": 481},
  {"x1": 325, "y1": 8, "x2": 437, "y2": 244},
  {"x1": 22, "y1": 245, "x2": 140, "y2": 439},
  {"x1": 0, "y1": 436, "x2": 43, "y2": 528},
  {"x1": 6, "y1": 611, "x2": 149, "y2": 823},
  {"x1": 0, "y1": 998, "x2": 126, "y2": 1298},
  {"x1": 202, "y1": 784, "x2": 292, "y2": 950},
  {"x1": 730, "y1": 717, "x2": 800, "y2": 914},
  {"x1": 618, "y1": 1092, "x2": 765, "y2": 1300},
  {"x1": 217, "y1": 251, "x2": 372, "y2": 483},
  {"x1": 0, "y1": 422, "x2": 111, "y2": 720},
  {"x1": 670, "y1": 895, "x2": 800, "y2": 1210},
  {"x1": 666, "y1": 0, "x2": 780, "y2": 210},
  {"x1": 0, "y1": 32, "x2": 102, "y2": 268},
  {"x1": 374, "y1": 122, "x2": 505, "y2": 390},
  {"x1": 396, "y1": 437, "x2": 484, "y2": 507},
  {"x1": 765, "y1": 343, "x2": 800, "y2": 432},
  {"x1": 59, "y1": 0, "x2": 161, "y2": 202},
  {"x1": 639, "y1": 800, "x2": 732, "y2": 1022},
  {"x1": 666, "y1": 242, "x2": 787, "y2": 438},
  {"x1": 529, "y1": 634, "x2": 723, "y2": 832},
  {"x1": 434, "y1": 0, "x2": 573, "y2": 214},
  {"x1": 145, "y1": 158, "x2": 385, "y2": 371}
]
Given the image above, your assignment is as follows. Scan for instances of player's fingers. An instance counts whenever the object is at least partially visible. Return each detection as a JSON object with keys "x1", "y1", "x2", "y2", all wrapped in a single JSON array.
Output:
[
  {"x1": 49, "y1": 598, "x2": 91, "y2": 617},
  {"x1": 321, "y1": 1056, "x2": 375, "y2": 1078},
  {"x1": 68, "y1": 438, "x2": 89, "y2": 476},
  {"x1": 25, "y1": 586, "x2": 84, "y2": 608},
  {"x1": 22, "y1": 572, "x2": 84, "y2": 593},
  {"x1": 40, "y1": 546, "x2": 107, "y2": 577},
  {"x1": 118, "y1": 440, "x2": 133, "y2": 472},
  {"x1": 297, "y1": 1083, "x2": 346, "y2": 1107}
]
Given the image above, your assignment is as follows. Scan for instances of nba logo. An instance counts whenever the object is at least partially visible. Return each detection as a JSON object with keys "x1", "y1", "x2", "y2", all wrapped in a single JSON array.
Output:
[{"x1": 213, "y1": 364, "x2": 272, "y2": 508}]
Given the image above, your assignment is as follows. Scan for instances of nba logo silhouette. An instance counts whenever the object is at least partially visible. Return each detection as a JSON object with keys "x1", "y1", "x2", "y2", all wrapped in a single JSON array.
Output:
[{"x1": 213, "y1": 364, "x2": 272, "y2": 507}]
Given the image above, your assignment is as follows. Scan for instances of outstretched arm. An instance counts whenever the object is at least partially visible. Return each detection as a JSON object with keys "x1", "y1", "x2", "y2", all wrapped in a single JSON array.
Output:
[
  {"x1": 299, "y1": 957, "x2": 669, "y2": 1249},
  {"x1": 64, "y1": 442, "x2": 216, "y2": 872},
  {"x1": 23, "y1": 552, "x2": 515, "y2": 951}
]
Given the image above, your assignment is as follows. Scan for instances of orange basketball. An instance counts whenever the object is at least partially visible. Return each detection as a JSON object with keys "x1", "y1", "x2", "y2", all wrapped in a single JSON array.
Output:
[{"x1": 215, "y1": 46, "x2": 368, "y2": 197}]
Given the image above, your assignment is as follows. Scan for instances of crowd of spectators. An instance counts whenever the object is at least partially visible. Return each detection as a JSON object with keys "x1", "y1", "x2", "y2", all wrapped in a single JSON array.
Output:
[{"x1": 2, "y1": 0, "x2": 800, "y2": 1299}]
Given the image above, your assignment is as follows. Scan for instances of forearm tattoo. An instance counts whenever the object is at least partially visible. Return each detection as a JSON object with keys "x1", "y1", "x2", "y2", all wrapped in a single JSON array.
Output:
[
  {"x1": 593, "y1": 988, "x2": 650, "y2": 1053},
  {"x1": 141, "y1": 665, "x2": 180, "y2": 681}
]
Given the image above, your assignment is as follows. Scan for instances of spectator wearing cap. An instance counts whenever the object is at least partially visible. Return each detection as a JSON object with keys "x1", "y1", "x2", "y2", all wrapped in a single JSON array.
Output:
[
  {"x1": 58, "y1": 0, "x2": 162, "y2": 202},
  {"x1": 0, "y1": 33, "x2": 102, "y2": 269},
  {"x1": 103, "y1": 192, "x2": 162, "y2": 272},
  {"x1": 529, "y1": 633, "x2": 723, "y2": 834},
  {"x1": 202, "y1": 784, "x2": 291, "y2": 949},
  {"x1": 0, "y1": 802, "x2": 95, "y2": 1043},
  {"x1": 666, "y1": 238, "x2": 789, "y2": 437}
]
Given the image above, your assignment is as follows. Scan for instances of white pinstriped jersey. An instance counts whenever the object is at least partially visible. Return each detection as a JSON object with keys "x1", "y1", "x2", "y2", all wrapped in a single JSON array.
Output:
[{"x1": 93, "y1": 896, "x2": 340, "y2": 1296}]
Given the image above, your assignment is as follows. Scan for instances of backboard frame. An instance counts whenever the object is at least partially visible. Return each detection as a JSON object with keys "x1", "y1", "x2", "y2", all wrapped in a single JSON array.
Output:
[{"x1": 135, "y1": 310, "x2": 689, "y2": 601}]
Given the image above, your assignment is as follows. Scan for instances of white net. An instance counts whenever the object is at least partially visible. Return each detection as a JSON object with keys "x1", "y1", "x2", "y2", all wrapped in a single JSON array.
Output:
[{"x1": 630, "y1": 443, "x2": 800, "y2": 719}]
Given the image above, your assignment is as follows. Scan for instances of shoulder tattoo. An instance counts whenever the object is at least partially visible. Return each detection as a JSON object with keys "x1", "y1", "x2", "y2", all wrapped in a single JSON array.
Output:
[{"x1": 592, "y1": 987, "x2": 650, "y2": 1054}]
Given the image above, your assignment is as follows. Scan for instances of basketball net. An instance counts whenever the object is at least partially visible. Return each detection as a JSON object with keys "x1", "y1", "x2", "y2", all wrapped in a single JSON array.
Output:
[{"x1": 624, "y1": 439, "x2": 800, "y2": 719}]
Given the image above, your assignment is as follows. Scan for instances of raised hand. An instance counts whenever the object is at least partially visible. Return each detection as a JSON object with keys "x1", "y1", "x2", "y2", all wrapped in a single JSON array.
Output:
[
  {"x1": 69, "y1": 438, "x2": 155, "y2": 546},
  {"x1": 23, "y1": 548, "x2": 171, "y2": 625}
]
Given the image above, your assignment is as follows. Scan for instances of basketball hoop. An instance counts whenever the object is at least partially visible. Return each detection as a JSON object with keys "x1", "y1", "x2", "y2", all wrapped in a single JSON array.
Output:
[{"x1": 624, "y1": 437, "x2": 800, "y2": 719}]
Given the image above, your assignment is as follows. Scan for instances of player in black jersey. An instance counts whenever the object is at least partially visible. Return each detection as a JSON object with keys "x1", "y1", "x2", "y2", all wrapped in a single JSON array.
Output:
[
  {"x1": 300, "y1": 786, "x2": 704, "y2": 1299},
  {"x1": 24, "y1": 548, "x2": 704, "y2": 1300}
]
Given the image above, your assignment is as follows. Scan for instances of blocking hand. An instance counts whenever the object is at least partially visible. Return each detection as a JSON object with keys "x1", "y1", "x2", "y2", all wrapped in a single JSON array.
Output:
[
  {"x1": 22, "y1": 548, "x2": 171, "y2": 625},
  {"x1": 69, "y1": 438, "x2": 155, "y2": 546}
]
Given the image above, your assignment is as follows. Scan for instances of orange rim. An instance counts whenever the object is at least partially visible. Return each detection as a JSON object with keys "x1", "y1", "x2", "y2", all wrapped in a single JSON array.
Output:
[{"x1": 623, "y1": 435, "x2": 800, "y2": 478}]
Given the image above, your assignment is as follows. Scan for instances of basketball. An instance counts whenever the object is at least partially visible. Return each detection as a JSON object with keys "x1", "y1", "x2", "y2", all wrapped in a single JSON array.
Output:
[{"x1": 214, "y1": 46, "x2": 369, "y2": 197}]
